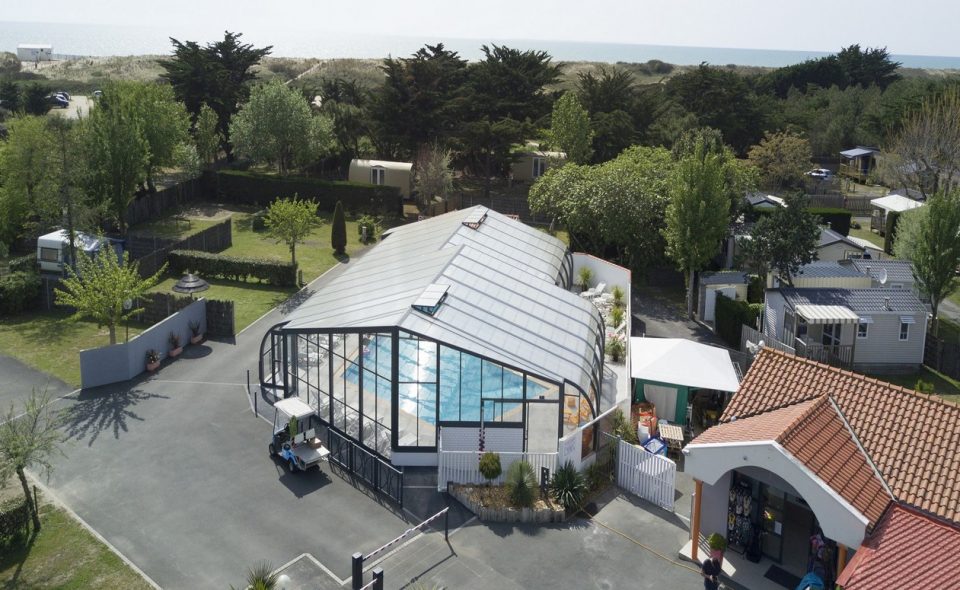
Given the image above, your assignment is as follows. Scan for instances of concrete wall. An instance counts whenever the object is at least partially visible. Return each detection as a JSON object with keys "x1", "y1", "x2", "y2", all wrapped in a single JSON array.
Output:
[{"x1": 80, "y1": 299, "x2": 206, "y2": 389}]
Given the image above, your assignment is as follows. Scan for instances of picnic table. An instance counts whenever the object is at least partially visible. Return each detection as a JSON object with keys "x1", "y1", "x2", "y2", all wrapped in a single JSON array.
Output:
[{"x1": 659, "y1": 423, "x2": 684, "y2": 454}]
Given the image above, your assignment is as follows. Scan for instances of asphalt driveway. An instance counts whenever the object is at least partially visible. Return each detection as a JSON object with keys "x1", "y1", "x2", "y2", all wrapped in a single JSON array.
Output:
[{"x1": 0, "y1": 354, "x2": 74, "y2": 416}]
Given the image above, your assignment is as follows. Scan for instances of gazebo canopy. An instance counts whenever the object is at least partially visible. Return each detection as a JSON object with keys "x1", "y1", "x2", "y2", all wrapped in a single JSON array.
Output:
[{"x1": 629, "y1": 338, "x2": 740, "y2": 393}]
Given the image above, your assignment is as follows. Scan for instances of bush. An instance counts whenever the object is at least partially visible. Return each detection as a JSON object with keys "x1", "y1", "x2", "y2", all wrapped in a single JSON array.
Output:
[
  {"x1": 612, "y1": 285, "x2": 625, "y2": 307},
  {"x1": 478, "y1": 452, "x2": 502, "y2": 482},
  {"x1": 0, "y1": 498, "x2": 29, "y2": 545},
  {"x1": 747, "y1": 274, "x2": 764, "y2": 304},
  {"x1": 0, "y1": 271, "x2": 41, "y2": 315},
  {"x1": 715, "y1": 293, "x2": 762, "y2": 349},
  {"x1": 809, "y1": 207, "x2": 852, "y2": 236},
  {"x1": 550, "y1": 461, "x2": 587, "y2": 512},
  {"x1": 585, "y1": 447, "x2": 615, "y2": 491},
  {"x1": 884, "y1": 211, "x2": 901, "y2": 255},
  {"x1": 168, "y1": 250, "x2": 297, "y2": 286},
  {"x1": 504, "y1": 460, "x2": 537, "y2": 508},
  {"x1": 610, "y1": 407, "x2": 638, "y2": 444},
  {"x1": 357, "y1": 214, "x2": 382, "y2": 244},
  {"x1": 708, "y1": 532, "x2": 727, "y2": 552},
  {"x1": 214, "y1": 170, "x2": 403, "y2": 216},
  {"x1": 605, "y1": 337, "x2": 625, "y2": 362},
  {"x1": 251, "y1": 209, "x2": 268, "y2": 232},
  {"x1": 577, "y1": 267, "x2": 592, "y2": 290},
  {"x1": 609, "y1": 306, "x2": 624, "y2": 328}
]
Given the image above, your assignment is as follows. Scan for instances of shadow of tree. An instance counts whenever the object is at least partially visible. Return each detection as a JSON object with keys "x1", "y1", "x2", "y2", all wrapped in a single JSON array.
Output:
[
  {"x1": 62, "y1": 387, "x2": 169, "y2": 447},
  {"x1": 279, "y1": 288, "x2": 315, "y2": 315}
]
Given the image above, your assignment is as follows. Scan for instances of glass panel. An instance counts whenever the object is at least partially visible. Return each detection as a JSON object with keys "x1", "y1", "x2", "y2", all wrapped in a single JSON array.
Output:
[
  {"x1": 398, "y1": 334, "x2": 419, "y2": 382},
  {"x1": 460, "y1": 353, "x2": 482, "y2": 421},
  {"x1": 439, "y1": 346, "x2": 461, "y2": 422},
  {"x1": 502, "y1": 368, "x2": 524, "y2": 399},
  {"x1": 418, "y1": 339, "x2": 438, "y2": 383},
  {"x1": 397, "y1": 383, "x2": 418, "y2": 446},
  {"x1": 527, "y1": 375, "x2": 560, "y2": 401},
  {"x1": 482, "y1": 360, "x2": 503, "y2": 398},
  {"x1": 417, "y1": 383, "x2": 437, "y2": 446},
  {"x1": 376, "y1": 333, "x2": 392, "y2": 377}
]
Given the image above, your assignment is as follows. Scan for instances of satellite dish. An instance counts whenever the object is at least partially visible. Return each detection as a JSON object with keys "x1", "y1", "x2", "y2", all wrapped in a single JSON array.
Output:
[{"x1": 878, "y1": 268, "x2": 888, "y2": 285}]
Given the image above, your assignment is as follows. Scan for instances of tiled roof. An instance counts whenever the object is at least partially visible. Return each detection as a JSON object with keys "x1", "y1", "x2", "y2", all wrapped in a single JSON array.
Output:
[
  {"x1": 837, "y1": 504, "x2": 960, "y2": 590},
  {"x1": 794, "y1": 261, "x2": 864, "y2": 279},
  {"x1": 724, "y1": 348, "x2": 960, "y2": 522},
  {"x1": 780, "y1": 288, "x2": 928, "y2": 314},
  {"x1": 817, "y1": 227, "x2": 861, "y2": 249},
  {"x1": 693, "y1": 397, "x2": 891, "y2": 527},
  {"x1": 851, "y1": 259, "x2": 916, "y2": 284},
  {"x1": 778, "y1": 397, "x2": 891, "y2": 527}
]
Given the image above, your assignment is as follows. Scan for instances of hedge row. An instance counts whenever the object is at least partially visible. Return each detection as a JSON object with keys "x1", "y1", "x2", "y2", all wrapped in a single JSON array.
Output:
[
  {"x1": 715, "y1": 292, "x2": 763, "y2": 349},
  {"x1": 809, "y1": 207, "x2": 852, "y2": 236},
  {"x1": 168, "y1": 250, "x2": 297, "y2": 287},
  {"x1": 0, "y1": 272, "x2": 41, "y2": 316},
  {"x1": 884, "y1": 211, "x2": 901, "y2": 255},
  {"x1": 211, "y1": 170, "x2": 403, "y2": 216}
]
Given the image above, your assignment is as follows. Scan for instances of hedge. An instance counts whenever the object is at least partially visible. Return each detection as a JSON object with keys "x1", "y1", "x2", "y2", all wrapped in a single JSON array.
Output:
[
  {"x1": 715, "y1": 292, "x2": 763, "y2": 349},
  {"x1": 211, "y1": 170, "x2": 403, "y2": 216},
  {"x1": 168, "y1": 250, "x2": 297, "y2": 287},
  {"x1": 809, "y1": 207, "x2": 852, "y2": 236},
  {"x1": 0, "y1": 498, "x2": 29, "y2": 542},
  {"x1": 0, "y1": 272, "x2": 41, "y2": 316}
]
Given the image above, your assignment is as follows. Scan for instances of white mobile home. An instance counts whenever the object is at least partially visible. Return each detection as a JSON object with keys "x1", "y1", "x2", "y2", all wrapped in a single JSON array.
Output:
[
  {"x1": 763, "y1": 287, "x2": 927, "y2": 372},
  {"x1": 348, "y1": 159, "x2": 413, "y2": 198},
  {"x1": 37, "y1": 230, "x2": 105, "y2": 273},
  {"x1": 511, "y1": 149, "x2": 566, "y2": 182},
  {"x1": 17, "y1": 44, "x2": 52, "y2": 62}
]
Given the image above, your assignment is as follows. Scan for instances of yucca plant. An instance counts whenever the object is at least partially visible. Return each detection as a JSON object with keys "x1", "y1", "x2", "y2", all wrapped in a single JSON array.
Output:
[
  {"x1": 551, "y1": 461, "x2": 587, "y2": 513},
  {"x1": 504, "y1": 460, "x2": 537, "y2": 508},
  {"x1": 612, "y1": 285, "x2": 625, "y2": 307},
  {"x1": 231, "y1": 562, "x2": 277, "y2": 590},
  {"x1": 577, "y1": 266, "x2": 593, "y2": 291}
]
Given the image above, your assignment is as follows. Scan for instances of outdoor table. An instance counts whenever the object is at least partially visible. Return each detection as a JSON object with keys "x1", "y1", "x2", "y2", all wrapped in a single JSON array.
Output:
[{"x1": 659, "y1": 423, "x2": 684, "y2": 453}]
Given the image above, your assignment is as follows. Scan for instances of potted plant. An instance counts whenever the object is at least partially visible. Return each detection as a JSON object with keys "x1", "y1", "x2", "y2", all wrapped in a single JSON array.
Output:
[
  {"x1": 707, "y1": 532, "x2": 727, "y2": 562},
  {"x1": 145, "y1": 349, "x2": 160, "y2": 372},
  {"x1": 612, "y1": 285, "x2": 625, "y2": 308},
  {"x1": 168, "y1": 332, "x2": 183, "y2": 358},
  {"x1": 577, "y1": 267, "x2": 593, "y2": 293},
  {"x1": 605, "y1": 336, "x2": 625, "y2": 363},
  {"x1": 188, "y1": 320, "x2": 203, "y2": 344}
]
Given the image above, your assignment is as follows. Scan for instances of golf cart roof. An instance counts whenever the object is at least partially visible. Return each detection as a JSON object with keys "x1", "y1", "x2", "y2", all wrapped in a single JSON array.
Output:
[{"x1": 274, "y1": 398, "x2": 315, "y2": 420}]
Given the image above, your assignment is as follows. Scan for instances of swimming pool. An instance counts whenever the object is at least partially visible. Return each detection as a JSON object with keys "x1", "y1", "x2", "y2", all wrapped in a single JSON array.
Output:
[{"x1": 344, "y1": 334, "x2": 547, "y2": 424}]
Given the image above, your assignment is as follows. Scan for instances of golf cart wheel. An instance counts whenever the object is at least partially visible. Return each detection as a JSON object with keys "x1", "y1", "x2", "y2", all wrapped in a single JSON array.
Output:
[{"x1": 268, "y1": 443, "x2": 276, "y2": 456}]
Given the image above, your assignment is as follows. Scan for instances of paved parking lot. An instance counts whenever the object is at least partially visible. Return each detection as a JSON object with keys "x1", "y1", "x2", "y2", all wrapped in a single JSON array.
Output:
[{"x1": 0, "y1": 355, "x2": 74, "y2": 415}]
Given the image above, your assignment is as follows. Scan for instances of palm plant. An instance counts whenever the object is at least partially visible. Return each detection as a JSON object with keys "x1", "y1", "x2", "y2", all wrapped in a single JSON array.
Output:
[
  {"x1": 550, "y1": 461, "x2": 587, "y2": 512},
  {"x1": 505, "y1": 460, "x2": 538, "y2": 507},
  {"x1": 577, "y1": 266, "x2": 593, "y2": 291},
  {"x1": 231, "y1": 562, "x2": 278, "y2": 590}
]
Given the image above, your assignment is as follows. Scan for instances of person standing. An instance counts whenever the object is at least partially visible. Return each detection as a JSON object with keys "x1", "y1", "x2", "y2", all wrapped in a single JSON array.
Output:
[{"x1": 701, "y1": 556, "x2": 722, "y2": 590}]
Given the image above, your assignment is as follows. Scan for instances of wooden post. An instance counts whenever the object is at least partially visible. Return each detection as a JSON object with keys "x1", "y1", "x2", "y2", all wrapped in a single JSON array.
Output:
[
  {"x1": 837, "y1": 543, "x2": 848, "y2": 575},
  {"x1": 691, "y1": 479, "x2": 703, "y2": 562}
]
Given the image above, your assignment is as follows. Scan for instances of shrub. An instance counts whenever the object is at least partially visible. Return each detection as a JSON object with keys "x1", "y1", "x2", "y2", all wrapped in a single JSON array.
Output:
[
  {"x1": 577, "y1": 267, "x2": 592, "y2": 291},
  {"x1": 168, "y1": 250, "x2": 297, "y2": 286},
  {"x1": 809, "y1": 207, "x2": 852, "y2": 236},
  {"x1": 8, "y1": 253, "x2": 37, "y2": 273},
  {"x1": 585, "y1": 449, "x2": 614, "y2": 491},
  {"x1": 610, "y1": 407, "x2": 638, "y2": 444},
  {"x1": 0, "y1": 271, "x2": 41, "y2": 315},
  {"x1": 707, "y1": 532, "x2": 727, "y2": 552},
  {"x1": 504, "y1": 460, "x2": 537, "y2": 508},
  {"x1": 331, "y1": 200, "x2": 347, "y2": 255},
  {"x1": 915, "y1": 379, "x2": 935, "y2": 394},
  {"x1": 609, "y1": 306, "x2": 625, "y2": 328},
  {"x1": 169, "y1": 331, "x2": 181, "y2": 349},
  {"x1": 146, "y1": 349, "x2": 160, "y2": 364},
  {"x1": 747, "y1": 274, "x2": 764, "y2": 304},
  {"x1": 478, "y1": 452, "x2": 502, "y2": 482},
  {"x1": 550, "y1": 461, "x2": 587, "y2": 512},
  {"x1": 884, "y1": 211, "x2": 901, "y2": 255},
  {"x1": 357, "y1": 214, "x2": 382, "y2": 244},
  {"x1": 612, "y1": 285, "x2": 625, "y2": 307},
  {"x1": 0, "y1": 498, "x2": 29, "y2": 545},
  {"x1": 251, "y1": 209, "x2": 268, "y2": 232},
  {"x1": 605, "y1": 337, "x2": 625, "y2": 362}
]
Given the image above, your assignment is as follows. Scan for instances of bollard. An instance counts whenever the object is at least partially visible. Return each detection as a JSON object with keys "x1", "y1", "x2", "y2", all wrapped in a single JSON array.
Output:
[
  {"x1": 372, "y1": 567, "x2": 384, "y2": 590},
  {"x1": 351, "y1": 552, "x2": 363, "y2": 590}
]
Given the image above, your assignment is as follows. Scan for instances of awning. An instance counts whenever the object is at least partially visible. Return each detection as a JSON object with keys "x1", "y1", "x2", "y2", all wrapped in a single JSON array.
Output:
[
  {"x1": 840, "y1": 147, "x2": 876, "y2": 158},
  {"x1": 900, "y1": 315, "x2": 916, "y2": 324},
  {"x1": 795, "y1": 304, "x2": 861, "y2": 324}
]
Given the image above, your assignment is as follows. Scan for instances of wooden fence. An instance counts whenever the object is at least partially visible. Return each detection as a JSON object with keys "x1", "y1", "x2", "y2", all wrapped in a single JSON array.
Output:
[
  {"x1": 125, "y1": 177, "x2": 205, "y2": 228},
  {"x1": 613, "y1": 437, "x2": 676, "y2": 511},
  {"x1": 925, "y1": 331, "x2": 960, "y2": 380},
  {"x1": 437, "y1": 448, "x2": 557, "y2": 491},
  {"x1": 134, "y1": 218, "x2": 232, "y2": 278}
]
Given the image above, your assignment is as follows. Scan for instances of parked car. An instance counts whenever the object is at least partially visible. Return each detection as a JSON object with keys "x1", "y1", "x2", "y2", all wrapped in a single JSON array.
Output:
[
  {"x1": 92, "y1": 90, "x2": 102, "y2": 99},
  {"x1": 47, "y1": 95, "x2": 69, "y2": 108},
  {"x1": 806, "y1": 168, "x2": 833, "y2": 179},
  {"x1": 54, "y1": 90, "x2": 71, "y2": 101}
]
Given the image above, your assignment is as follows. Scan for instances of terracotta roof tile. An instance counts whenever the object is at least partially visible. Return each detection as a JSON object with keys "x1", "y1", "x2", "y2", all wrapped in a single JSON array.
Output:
[
  {"x1": 723, "y1": 348, "x2": 960, "y2": 523},
  {"x1": 837, "y1": 504, "x2": 960, "y2": 590},
  {"x1": 690, "y1": 398, "x2": 820, "y2": 445}
]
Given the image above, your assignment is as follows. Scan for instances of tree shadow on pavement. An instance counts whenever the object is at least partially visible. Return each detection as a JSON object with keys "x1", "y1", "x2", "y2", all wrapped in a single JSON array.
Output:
[{"x1": 61, "y1": 386, "x2": 169, "y2": 447}]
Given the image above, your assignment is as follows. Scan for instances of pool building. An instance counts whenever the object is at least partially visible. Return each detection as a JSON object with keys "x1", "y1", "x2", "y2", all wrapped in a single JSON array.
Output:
[{"x1": 259, "y1": 207, "x2": 631, "y2": 466}]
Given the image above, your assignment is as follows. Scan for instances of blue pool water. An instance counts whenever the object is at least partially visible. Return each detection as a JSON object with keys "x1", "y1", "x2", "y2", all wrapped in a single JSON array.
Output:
[{"x1": 343, "y1": 335, "x2": 546, "y2": 424}]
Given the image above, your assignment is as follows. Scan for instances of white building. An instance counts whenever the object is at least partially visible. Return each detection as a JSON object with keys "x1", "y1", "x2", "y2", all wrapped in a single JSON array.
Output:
[{"x1": 17, "y1": 44, "x2": 52, "y2": 62}]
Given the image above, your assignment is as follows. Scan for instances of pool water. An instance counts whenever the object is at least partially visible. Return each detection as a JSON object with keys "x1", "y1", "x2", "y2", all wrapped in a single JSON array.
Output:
[{"x1": 343, "y1": 334, "x2": 546, "y2": 424}]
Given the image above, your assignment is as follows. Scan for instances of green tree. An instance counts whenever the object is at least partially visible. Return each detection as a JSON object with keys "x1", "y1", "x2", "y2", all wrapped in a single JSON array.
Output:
[
  {"x1": 230, "y1": 80, "x2": 333, "y2": 174},
  {"x1": 48, "y1": 116, "x2": 97, "y2": 272},
  {"x1": 86, "y1": 84, "x2": 150, "y2": 235},
  {"x1": 55, "y1": 249, "x2": 165, "y2": 345},
  {"x1": 23, "y1": 83, "x2": 51, "y2": 116},
  {"x1": 664, "y1": 137, "x2": 732, "y2": 318},
  {"x1": 0, "y1": 115, "x2": 59, "y2": 243},
  {"x1": 892, "y1": 206, "x2": 925, "y2": 261},
  {"x1": 264, "y1": 195, "x2": 320, "y2": 266},
  {"x1": 895, "y1": 191, "x2": 960, "y2": 334},
  {"x1": 127, "y1": 82, "x2": 191, "y2": 191},
  {"x1": 742, "y1": 194, "x2": 821, "y2": 284},
  {"x1": 0, "y1": 80, "x2": 22, "y2": 112},
  {"x1": 160, "y1": 32, "x2": 272, "y2": 159},
  {"x1": 195, "y1": 102, "x2": 222, "y2": 167},
  {"x1": 455, "y1": 116, "x2": 523, "y2": 198},
  {"x1": 414, "y1": 142, "x2": 453, "y2": 209},
  {"x1": 0, "y1": 388, "x2": 66, "y2": 532},
  {"x1": 546, "y1": 92, "x2": 593, "y2": 164},
  {"x1": 575, "y1": 67, "x2": 640, "y2": 162},
  {"x1": 747, "y1": 131, "x2": 813, "y2": 190},
  {"x1": 331, "y1": 200, "x2": 347, "y2": 256},
  {"x1": 317, "y1": 78, "x2": 372, "y2": 164},
  {"x1": 0, "y1": 52, "x2": 20, "y2": 75}
]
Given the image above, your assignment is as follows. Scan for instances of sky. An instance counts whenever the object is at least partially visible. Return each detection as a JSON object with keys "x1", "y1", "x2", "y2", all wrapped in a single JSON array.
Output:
[{"x1": 3, "y1": 0, "x2": 960, "y2": 57}]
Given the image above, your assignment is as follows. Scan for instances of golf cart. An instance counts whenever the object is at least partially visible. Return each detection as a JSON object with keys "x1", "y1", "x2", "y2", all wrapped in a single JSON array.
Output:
[{"x1": 269, "y1": 397, "x2": 330, "y2": 472}]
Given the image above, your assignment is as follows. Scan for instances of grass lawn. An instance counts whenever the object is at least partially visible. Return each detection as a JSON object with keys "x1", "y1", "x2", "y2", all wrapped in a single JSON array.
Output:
[
  {"x1": 0, "y1": 309, "x2": 144, "y2": 387},
  {"x1": 129, "y1": 216, "x2": 219, "y2": 241},
  {"x1": 848, "y1": 224, "x2": 885, "y2": 250},
  {"x1": 0, "y1": 503, "x2": 152, "y2": 589},
  {"x1": 867, "y1": 366, "x2": 960, "y2": 404},
  {"x1": 151, "y1": 276, "x2": 294, "y2": 332}
]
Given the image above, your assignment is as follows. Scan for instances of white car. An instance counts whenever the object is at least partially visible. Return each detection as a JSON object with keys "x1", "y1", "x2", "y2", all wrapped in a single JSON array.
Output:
[{"x1": 806, "y1": 168, "x2": 833, "y2": 179}]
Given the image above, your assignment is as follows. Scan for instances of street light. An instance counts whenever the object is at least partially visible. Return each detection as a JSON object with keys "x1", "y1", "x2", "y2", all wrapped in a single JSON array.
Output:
[{"x1": 123, "y1": 298, "x2": 132, "y2": 343}]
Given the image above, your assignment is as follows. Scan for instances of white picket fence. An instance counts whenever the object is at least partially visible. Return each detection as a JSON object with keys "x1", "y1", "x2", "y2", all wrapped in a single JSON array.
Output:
[
  {"x1": 615, "y1": 438, "x2": 677, "y2": 511},
  {"x1": 437, "y1": 449, "x2": 558, "y2": 491}
]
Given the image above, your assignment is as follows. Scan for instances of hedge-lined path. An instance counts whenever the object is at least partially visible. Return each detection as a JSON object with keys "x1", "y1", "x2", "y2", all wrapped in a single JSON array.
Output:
[{"x1": 632, "y1": 285, "x2": 726, "y2": 345}]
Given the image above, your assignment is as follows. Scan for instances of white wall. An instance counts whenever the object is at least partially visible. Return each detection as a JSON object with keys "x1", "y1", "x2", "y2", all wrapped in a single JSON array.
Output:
[
  {"x1": 683, "y1": 441, "x2": 869, "y2": 548},
  {"x1": 440, "y1": 426, "x2": 523, "y2": 452},
  {"x1": 853, "y1": 312, "x2": 926, "y2": 366},
  {"x1": 699, "y1": 471, "x2": 732, "y2": 539}
]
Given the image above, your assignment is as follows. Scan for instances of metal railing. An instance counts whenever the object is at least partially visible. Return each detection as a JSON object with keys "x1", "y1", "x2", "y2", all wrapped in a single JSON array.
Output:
[
  {"x1": 794, "y1": 338, "x2": 854, "y2": 368},
  {"x1": 328, "y1": 427, "x2": 404, "y2": 506}
]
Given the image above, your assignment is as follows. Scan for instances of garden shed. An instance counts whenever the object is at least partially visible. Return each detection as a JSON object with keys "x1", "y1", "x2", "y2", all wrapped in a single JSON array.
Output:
[
  {"x1": 870, "y1": 194, "x2": 923, "y2": 234},
  {"x1": 629, "y1": 338, "x2": 740, "y2": 426},
  {"x1": 348, "y1": 159, "x2": 413, "y2": 198},
  {"x1": 697, "y1": 271, "x2": 749, "y2": 323}
]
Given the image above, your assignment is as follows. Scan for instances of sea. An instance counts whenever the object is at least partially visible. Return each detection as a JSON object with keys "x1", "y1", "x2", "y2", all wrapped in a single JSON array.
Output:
[{"x1": 3, "y1": 20, "x2": 960, "y2": 69}]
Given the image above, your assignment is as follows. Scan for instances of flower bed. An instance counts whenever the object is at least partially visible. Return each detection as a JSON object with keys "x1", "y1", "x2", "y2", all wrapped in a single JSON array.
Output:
[{"x1": 450, "y1": 484, "x2": 566, "y2": 524}]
